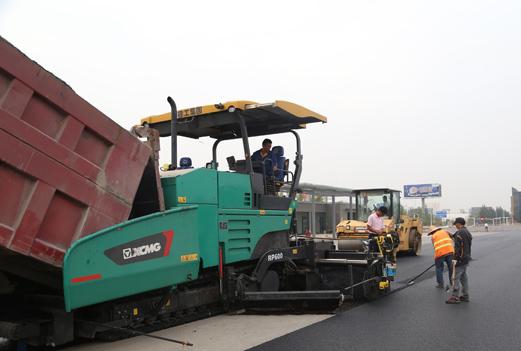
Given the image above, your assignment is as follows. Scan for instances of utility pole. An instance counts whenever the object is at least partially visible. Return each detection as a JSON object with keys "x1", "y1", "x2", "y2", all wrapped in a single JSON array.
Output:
[{"x1": 421, "y1": 197, "x2": 431, "y2": 225}]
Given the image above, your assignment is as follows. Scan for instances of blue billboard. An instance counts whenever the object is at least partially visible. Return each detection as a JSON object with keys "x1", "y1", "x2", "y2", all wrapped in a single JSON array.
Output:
[
  {"x1": 435, "y1": 210, "x2": 448, "y2": 218},
  {"x1": 403, "y1": 184, "x2": 442, "y2": 198}
]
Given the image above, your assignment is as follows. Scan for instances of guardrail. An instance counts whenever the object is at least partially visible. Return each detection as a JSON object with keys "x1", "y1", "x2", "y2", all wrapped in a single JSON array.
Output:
[{"x1": 422, "y1": 224, "x2": 521, "y2": 234}]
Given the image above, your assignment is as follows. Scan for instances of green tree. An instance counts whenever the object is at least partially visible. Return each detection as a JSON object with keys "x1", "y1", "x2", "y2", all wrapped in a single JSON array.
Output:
[
  {"x1": 478, "y1": 205, "x2": 496, "y2": 219},
  {"x1": 406, "y1": 207, "x2": 440, "y2": 226},
  {"x1": 495, "y1": 206, "x2": 510, "y2": 217}
]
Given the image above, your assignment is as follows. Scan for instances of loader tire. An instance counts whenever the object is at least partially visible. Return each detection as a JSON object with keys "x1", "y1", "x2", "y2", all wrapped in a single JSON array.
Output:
[{"x1": 409, "y1": 229, "x2": 421, "y2": 256}]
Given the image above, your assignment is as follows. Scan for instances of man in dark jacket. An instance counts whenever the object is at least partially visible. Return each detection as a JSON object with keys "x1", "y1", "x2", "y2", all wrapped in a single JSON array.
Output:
[
  {"x1": 446, "y1": 217, "x2": 473, "y2": 304},
  {"x1": 251, "y1": 138, "x2": 275, "y2": 176}
]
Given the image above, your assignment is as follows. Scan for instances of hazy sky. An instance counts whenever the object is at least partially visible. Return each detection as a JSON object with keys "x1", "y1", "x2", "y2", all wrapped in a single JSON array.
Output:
[{"x1": 1, "y1": 0, "x2": 520, "y2": 211}]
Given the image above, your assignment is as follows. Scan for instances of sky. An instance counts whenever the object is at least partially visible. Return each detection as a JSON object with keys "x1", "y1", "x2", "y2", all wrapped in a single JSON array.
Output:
[{"x1": 1, "y1": 0, "x2": 520, "y2": 211}]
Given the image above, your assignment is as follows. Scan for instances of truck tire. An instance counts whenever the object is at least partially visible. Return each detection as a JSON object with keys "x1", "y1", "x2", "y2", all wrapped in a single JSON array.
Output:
[{"x1": 409, "y1": 229, "x2": 421, "y2": 256}]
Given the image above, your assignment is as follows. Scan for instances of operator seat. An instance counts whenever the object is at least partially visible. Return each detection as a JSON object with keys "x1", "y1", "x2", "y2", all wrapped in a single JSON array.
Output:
[{"x1": 272, "y1": 146, "x2": 285, "y2": 181}]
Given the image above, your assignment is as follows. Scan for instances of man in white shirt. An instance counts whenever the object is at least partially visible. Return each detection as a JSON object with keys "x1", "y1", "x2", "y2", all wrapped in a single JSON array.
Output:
[
  {"x1": 367, "y1": 206, "x2": 396, "y2": 264},
  {"x1": 367, "y1": 206, "x2": 388, "y2": 235}
]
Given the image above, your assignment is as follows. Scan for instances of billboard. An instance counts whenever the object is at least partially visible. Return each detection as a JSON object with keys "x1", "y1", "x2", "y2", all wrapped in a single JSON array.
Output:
[
  {"x1": 403, "y1": 184, "x2": 442, "y2": 198},
  {"x1": 435, "y1": 210, "x2": 448, "y2": 219}
]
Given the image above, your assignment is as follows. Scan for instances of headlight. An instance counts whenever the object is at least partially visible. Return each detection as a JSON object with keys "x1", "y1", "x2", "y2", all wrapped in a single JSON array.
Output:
[{"x1": 344, "y1": 225, "x2": 351, "y2": 230}]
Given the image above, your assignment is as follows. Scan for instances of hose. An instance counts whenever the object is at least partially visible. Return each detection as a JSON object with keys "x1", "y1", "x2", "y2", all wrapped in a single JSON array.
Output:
[{"x1": 406, "y1": 263, "x2": 435, "y2": 285}]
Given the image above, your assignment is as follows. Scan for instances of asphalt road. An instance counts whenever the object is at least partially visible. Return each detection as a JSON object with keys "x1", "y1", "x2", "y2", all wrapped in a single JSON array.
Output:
[{"x1": 250, "y1": 229, "x2": 521, "y2": 351}]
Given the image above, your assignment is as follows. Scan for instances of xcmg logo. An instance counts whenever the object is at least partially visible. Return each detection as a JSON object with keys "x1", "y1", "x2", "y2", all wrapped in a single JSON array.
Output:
[
  {"x1": 122, "y1": 243, "x2": 162, "y2": 260},
  {"x1": 105, "y1": 230, "x2": 174, "y2": 265}
]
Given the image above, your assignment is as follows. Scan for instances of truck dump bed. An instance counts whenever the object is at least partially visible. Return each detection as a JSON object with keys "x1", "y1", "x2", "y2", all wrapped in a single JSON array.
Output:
[{"x1": 0, "y1": 36, "x2": 151, "y2": 268}]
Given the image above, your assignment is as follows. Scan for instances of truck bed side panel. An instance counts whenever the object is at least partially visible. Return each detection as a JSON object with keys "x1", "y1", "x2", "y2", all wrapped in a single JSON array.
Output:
[{"x1": 0, "y1": 36, "x2": 151, "y2": 267}]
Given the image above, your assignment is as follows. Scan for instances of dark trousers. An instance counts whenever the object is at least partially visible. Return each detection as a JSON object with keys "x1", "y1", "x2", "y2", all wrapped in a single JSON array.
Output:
[{"x1": 435, "y1": 254, "x2": 453, "y2": 286}]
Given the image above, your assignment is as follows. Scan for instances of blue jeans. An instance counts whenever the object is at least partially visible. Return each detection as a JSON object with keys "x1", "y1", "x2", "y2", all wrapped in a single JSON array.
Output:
[{"x1": 435, "y1": 254, "x2": 453, "y2": 286}]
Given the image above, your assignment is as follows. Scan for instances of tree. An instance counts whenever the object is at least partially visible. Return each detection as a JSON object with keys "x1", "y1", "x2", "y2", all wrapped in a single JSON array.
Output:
[
  {"x1": 495, "y1": 206, "x2": 510, "y2": 217},
  {"x1": 406, "y1": 207, "x2": 442, "y2": 226},
  {"x1": 478, "y1": 205, "x2": 496, "y2": 219}
]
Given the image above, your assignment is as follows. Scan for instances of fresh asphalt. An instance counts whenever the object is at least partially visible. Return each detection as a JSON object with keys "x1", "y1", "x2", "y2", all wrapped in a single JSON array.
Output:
[{"x1": 250, "y1": 229, "x2": 521, "y2": 351}]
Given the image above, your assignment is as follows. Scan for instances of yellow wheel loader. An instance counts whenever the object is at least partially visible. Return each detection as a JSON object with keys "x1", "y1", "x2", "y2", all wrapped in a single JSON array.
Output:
[{"x1": 336, "y1": 188, "x2": 423, "y2": 256}]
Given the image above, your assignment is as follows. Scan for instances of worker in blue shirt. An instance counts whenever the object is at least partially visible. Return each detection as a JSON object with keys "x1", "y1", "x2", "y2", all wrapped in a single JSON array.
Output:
[{"x1": 251, "y1": 138, "x2": 275, "y2": 176}]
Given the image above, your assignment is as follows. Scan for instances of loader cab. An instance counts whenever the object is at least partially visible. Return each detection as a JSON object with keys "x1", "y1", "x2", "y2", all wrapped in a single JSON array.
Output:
[
  {"x1": 139, "y1": 100, "x2": 326, "y2": 211},
  {"x1": 355, "y1": 188, "x2": 401, "y2": 223}
]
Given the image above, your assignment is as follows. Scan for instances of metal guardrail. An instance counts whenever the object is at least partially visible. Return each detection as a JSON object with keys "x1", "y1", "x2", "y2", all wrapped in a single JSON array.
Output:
[{"x1": 422, "y1": 224, "x2": 521, "y2": 234}]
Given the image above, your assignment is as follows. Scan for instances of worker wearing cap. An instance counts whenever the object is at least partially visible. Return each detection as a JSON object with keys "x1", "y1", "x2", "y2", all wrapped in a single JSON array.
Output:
[
  {"x1": 446, "y1": 217, "x2": 472, "y2": 304},
  {"x1": 427, "y1": 225, "x2": 454, "y2": 289}
]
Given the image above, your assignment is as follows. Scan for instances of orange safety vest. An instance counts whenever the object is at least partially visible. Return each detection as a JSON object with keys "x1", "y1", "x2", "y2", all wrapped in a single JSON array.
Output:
[{"x1": 431, "y1": 230, "x2": 455, "y2": 259}]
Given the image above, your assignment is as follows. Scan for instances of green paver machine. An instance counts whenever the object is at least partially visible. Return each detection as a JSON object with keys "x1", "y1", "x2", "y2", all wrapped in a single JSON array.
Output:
[{"x1": 63, "y1": 99, "x2": 327, "y2": 307}]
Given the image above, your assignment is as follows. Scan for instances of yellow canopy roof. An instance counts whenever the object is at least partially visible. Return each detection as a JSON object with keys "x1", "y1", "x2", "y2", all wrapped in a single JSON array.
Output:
[{"x1": 140, "y1": 100, "x2": 327, "y2": 139}]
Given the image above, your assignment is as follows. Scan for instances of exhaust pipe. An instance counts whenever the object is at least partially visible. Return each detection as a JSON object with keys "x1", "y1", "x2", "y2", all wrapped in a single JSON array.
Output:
[{"x1": 167, "y1": 97, "x2": 177, "y2": 170}]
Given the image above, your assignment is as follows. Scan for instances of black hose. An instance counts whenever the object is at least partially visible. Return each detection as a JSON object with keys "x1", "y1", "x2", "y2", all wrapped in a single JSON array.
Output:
[{"x1": 406, "y1": 263, "x2": 435, "y2": 285}]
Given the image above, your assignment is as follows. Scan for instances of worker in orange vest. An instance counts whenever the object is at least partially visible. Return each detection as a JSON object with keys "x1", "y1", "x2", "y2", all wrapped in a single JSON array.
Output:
[{"x1": 427, "y1": 226, "x2": 455, "y2": 289}]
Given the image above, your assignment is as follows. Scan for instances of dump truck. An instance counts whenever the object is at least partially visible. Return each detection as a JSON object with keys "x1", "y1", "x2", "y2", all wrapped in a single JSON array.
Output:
[
  {"x1": 336, "y1": 188, "x2": 423, "y2": 255},
  {"x1": 0, "y1": 36, "x2": 398, "y2": 348}
]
